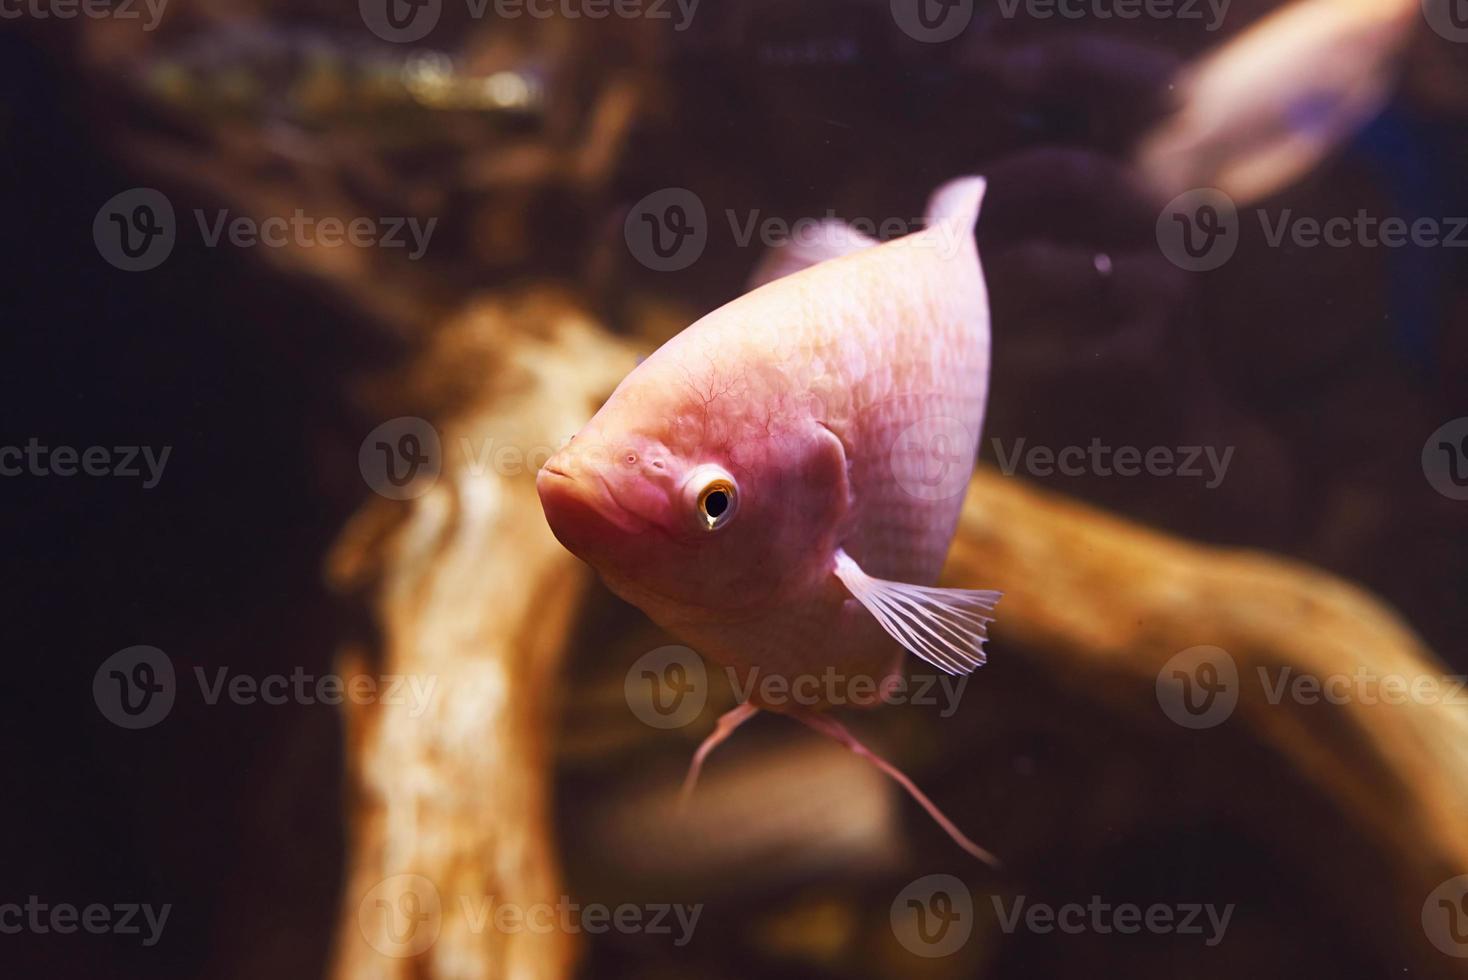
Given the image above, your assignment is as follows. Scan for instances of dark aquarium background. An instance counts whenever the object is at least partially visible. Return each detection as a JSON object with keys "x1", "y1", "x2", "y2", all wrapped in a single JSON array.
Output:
[{"x1": 3, "y1": 1, "x2": 1467, "y2": 978}]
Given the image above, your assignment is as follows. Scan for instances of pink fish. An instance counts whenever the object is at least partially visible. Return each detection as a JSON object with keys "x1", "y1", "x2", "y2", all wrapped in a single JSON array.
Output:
[{"x1": 538, "y1": 177, "x2": 1001, "y2": 863}]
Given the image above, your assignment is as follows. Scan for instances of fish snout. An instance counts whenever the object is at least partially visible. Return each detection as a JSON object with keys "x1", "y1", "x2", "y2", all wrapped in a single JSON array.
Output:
[{"x1": 536, "y1": 442, "x2": 655, "y2": 562}]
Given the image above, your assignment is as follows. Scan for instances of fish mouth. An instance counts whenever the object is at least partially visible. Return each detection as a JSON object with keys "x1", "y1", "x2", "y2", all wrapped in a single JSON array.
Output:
[{"x1": 537, "y1": 464, "x2": 649, "y2": 536}]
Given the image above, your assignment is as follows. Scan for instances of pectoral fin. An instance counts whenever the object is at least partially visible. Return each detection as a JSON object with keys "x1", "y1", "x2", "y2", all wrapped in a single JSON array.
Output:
[{"x1": 833, "y1": 549, "x2": 1000, "y2": 676}]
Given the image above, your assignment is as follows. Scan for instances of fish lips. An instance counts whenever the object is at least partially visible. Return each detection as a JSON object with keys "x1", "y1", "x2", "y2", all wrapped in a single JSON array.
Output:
[{"x1": 536, "y1": 462, "x2": 654, "y2": 560}]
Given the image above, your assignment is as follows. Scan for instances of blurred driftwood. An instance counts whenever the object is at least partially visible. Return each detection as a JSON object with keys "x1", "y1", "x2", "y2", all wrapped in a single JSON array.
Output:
[
  {"x1": 945, "y1": 467, "x2": 1468, "y2": 974},
  {"x1": 324, "y1": 291, "x2": 636, "y2": 979}
]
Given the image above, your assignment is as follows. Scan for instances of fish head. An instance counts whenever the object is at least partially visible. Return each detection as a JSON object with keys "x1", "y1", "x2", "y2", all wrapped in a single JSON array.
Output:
[{"x1": 536, "y1": 360, "x2": 847, "y2": 615}]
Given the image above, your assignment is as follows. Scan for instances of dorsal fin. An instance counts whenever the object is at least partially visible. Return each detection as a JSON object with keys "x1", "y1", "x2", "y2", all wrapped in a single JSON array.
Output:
[
  {"x1": 746, "y1": 219, "x2": 876, "y2": 289},
  {"x1": 747, "y1": 177, "x2": 989, "y2": 289},
  {"x1": 924, "y1": 176, "x2": 987, "y2": 235}
]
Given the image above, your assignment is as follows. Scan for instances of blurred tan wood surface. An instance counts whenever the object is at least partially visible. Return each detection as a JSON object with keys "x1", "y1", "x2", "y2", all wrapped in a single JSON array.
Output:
[{"x1": 324, "y1": 292, "x2": 636, "y2": 980}]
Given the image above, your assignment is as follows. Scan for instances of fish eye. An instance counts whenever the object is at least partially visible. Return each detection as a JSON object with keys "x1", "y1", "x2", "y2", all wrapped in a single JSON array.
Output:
[
  {"x1": 700, "y1": 483, "x2": 733, "y2": 525},
  {"x1": 684, "y1": 465, "x2": 739, "y2": 532}
]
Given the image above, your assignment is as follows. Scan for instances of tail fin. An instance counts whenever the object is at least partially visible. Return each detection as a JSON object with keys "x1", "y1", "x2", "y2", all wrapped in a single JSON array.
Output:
[{"x1": 925, "y1": 176, "x2": 988, "y2": 234}]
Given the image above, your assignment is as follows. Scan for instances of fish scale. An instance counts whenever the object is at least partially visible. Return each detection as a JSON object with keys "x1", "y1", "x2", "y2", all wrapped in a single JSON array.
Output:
[{"x1": 795, "y1": 231, "x2": 990, "y2": 589}]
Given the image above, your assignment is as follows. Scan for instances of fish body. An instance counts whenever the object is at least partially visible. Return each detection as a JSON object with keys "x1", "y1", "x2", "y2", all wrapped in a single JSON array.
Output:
[
  {"x1": 539, "y1": 177, "x2": 1002, "y2": 861},
  {"x1": 539, "y1": 177, "x2": 997, "y2": 707}
]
